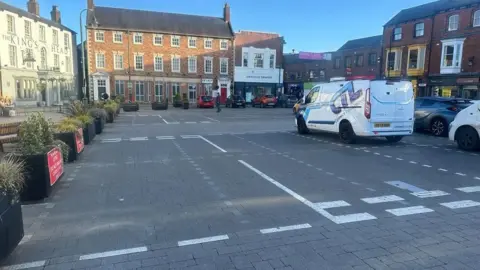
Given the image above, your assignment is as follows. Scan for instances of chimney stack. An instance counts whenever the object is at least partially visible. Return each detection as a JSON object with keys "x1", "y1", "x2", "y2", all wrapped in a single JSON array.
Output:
[
  {"x1": 50, "y1": 5, "x2": 61, "y2": 23},
  {"x1": 223, "y1": 3, "x2": 230, "y2": 23},
  {"x1": 27, "y1": 0, "x2": 39, "y2": 16},
  {"x1": 88, "y1": 0, "x2": 94, "y2": 9}
]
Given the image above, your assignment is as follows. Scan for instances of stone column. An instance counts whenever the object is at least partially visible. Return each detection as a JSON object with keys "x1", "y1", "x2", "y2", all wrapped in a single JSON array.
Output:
[{"x1": 57, "y1": 79, "x2": 61, "y2": 104}]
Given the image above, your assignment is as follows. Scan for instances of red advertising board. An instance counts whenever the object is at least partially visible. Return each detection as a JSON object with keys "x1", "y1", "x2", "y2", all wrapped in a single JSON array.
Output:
[
  {"x1": 75, "y1": 128, "x2": 84, "y2": 153},
  {"x1": 47, "y1": 147, "x2": 64, "y2": 186}
]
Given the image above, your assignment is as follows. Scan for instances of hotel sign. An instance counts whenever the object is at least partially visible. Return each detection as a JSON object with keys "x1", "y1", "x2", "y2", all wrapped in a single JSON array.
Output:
[{"x1": 2, "y1": 34, "x2": 70, "y2": 55}]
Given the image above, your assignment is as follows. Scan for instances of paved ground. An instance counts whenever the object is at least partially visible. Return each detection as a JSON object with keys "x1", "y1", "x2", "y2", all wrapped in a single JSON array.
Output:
[{"x1": 2, "y1": 106, "x2": 480, "y2": 270}]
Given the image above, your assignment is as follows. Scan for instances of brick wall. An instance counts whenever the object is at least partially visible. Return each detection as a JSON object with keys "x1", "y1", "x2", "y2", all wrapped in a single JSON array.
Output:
[
  {"x1": 234, "y1": 31, "x2": 283, "y2": 67},
  {"x1": 329, "y1": 46, "x2": 381, "y2": 79}
]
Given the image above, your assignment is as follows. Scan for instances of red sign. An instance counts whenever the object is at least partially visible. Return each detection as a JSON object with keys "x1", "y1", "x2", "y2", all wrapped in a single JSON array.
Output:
[
  {"x1": 47, "y1": 147, "x2": 64, "y2": 186},
  {"x1": 75, "y1": 128, "x2": 84, "y2": 153}
]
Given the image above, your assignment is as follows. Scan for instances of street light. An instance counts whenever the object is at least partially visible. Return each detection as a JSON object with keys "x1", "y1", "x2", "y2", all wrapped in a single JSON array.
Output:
[{"x1": 80, "y1": 8, "x2": 98, "y2": 104}]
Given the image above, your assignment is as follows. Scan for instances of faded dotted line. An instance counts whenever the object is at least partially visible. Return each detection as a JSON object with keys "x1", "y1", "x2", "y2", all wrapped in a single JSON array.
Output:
[
  {"x1": 172, "y1": 141, "x2": 248, "y2": 222},
  {"x1": 291, "y1": 133, "x2": 480, "y2": 182}
]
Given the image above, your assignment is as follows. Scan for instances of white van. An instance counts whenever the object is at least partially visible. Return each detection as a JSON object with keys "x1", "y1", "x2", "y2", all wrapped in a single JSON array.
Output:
[
  {"x1": 448, "y1": 101, "x2": 480, "y2": 150},
  {"x1": 295, "y1": 80, "x2": 415, "y2": 143}
]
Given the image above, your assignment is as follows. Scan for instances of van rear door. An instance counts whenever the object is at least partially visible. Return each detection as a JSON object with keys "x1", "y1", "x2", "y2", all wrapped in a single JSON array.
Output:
[{"x1": 369, "y1": 81, "x2": 414, "y2": 128}]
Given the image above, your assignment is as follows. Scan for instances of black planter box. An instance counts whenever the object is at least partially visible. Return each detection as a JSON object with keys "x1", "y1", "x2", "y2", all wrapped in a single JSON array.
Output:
[
  {"x1": 0, "y1": 201, "x2": 24, "y2": 261},
  {"x1": 173, "y1": 100, "x2": 182, "y2": 107},
  {"x1": 82, "y1": 122, "x2": 96, "y2": 145},
  {"x1": 19, "y1": 148, "x2": 64, "y2": 201},
  {"x1": 106, "y1": 112, "x2": 115, "y2": 123},
  {"x1": 151, "y1": 102, "x2": 168, "y2": 110},
  {"x1": 123, "y1": 103, "x2": 139, "y2": 112},
  {"x1": 0, "y1": 192, "x2": 13, "y2": 218},
  {"x1": 55, "y1": 131, "x2": 84, "y2": 162},
  {"x1": 94, "y1": 117, "x2": 104, "y2": 134},
  {"x1": 183, "y1": 102, "x2": 189, "y2": 109}
]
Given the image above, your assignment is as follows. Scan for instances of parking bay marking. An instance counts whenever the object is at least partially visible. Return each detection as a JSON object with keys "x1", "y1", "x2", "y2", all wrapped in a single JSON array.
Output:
[
  {"x1": 79, "y1": 246, "x2": 148, "y2": 260},
  {"x1": 456, "y1": 186, "x2": 480, "y2": 193},
  {"x1": 239, "y1": 160, "x2": 376, "y2": 224},
  {"x1": 361, "y1": 195, "x2": 404, "y2": 204},
  {"x1": 386, "y1": 206, "x2": 434, "y2": 216},
  {"x1": 411, "y1": 190, "x2": 450, "y2": 198},
  {"x1": 178, "y1": 234, "x2": 229, "y2": 246},
  {"x1": 440, "y1": 200, "x2": 480, "y2": 209},
  {"x1": 260, "y1": 223, "x2": 312, "y2": 234}
]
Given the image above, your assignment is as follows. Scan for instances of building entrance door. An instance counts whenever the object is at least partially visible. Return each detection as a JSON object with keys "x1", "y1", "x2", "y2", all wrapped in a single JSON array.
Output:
[
  {"x1": 220, "y1": 87, "x2": 227, "y2": 103},
  {"x1": 97, "y1": 79, "x2": 107, "y2": 100}
]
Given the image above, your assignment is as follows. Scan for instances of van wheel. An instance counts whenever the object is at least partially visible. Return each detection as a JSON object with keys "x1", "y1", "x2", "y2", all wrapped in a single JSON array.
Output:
[
  {"x1": 297, "y1": 117, "x2": 310, "y2": 134},
  {"x1": 339, "y1": 122, "x2": 356, "y2": 144},
  {"x1": 456, "y1": 126, "x2": 480, "y2": 151},
  {"x1": 386, "y1": 136, "x2": 403, "y2": 143},
  {"x1": 430, "y1": 118, "x2": 447, "y2": 137}
]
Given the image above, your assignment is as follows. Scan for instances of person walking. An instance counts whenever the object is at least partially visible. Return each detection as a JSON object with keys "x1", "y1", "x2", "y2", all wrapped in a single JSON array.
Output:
[{"x1": 216, "y1": 92, "x2": 222, "y2": 113}]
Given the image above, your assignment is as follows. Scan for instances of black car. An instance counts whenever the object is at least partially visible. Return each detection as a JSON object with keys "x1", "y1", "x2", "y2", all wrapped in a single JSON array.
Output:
[
  {"x1": 277, "y1": 95, "x2": 298, "y2": 108},
  {"x1": 226, "y1": 95, "x2": 246, "y2": 108}
]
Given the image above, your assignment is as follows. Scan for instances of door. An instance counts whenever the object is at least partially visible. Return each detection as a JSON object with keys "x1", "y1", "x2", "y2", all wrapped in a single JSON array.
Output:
[
  {"x1": 221, "y1": 88, "x2": 227, "y2": 103},
  {"x1": 97, "y1": 79, "x2": 106, "y2": 100}
]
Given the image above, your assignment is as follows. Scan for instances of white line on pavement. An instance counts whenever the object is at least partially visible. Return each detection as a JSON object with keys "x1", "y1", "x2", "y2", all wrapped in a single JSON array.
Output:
[
  {"x1": 411, "y1": 190, "x2": 450, "y2": 198},
  {"x1": 384, "y1": 155, "x2": 392, "y2": 158},
  {"x1": 199, "y1": 136, "x2": 227, "y2": 153},
  {"x1": 422, "y1": 165, "x2": 432, "y2": 168},
  {"x1": 157, "y1": 115, "x2": 163, "y2": 118},
  {"x1": 475, "y1": 177, "x2": 480, "y2": 180},
  {"x1": 455, "y1": 172, "x2": 467, "y2": 176},
  {"x1": 203, "y1": 116, "x2": 219, "y2": 122},
  {"x1": 456, "y1": 186, "x2": 480, "y2": 193},
  {"x1": 409, "y1": 161, "x2": 417, "y2": 164},
  {"x1": 438, "y1": 168, "x2": 448, "y2": 172},
  {"x1": 440, "y1": 200, "x2": 480, "y2": 209},
  {"x1": 0, "y1": 260, "x2": 46, "y2": 270},
  {"x1": 361, "y1": 195, "x2": 404, "y2": 204},
  {"x1": 130, "y1": 137, "x2": 148, "y2": 141},
  {"x1": 181, "y1": 135, "x2": 201, "y2": 139},
  {"x1": 178, "y1": 235, "x2": 229, "y2": 246},
  {"x1": 18, "y1": 234, "x2": 32, "y2": 245},
  {"x1": 260, "y1": 223, "x2": 312, "y2": 234},
  {"x1": 314, "y1": 200, "x2": 350, "y2": 209},
  {"x1": 200, "y1": 121, "x2": 212, "y2": 124},
  {"x1": 169, "y1": 121, "x2": 180, "y2": 124},
  {"x1": 101, "y1": 138, "x2": 122, "y2": 143},
  {"x1": 156, "y1": 136, "x2": 175, "y2": 140},
  {"x1": 79, "y1": 246, "x2": 148, "y2": 260},
  {"x1": 396, "y1": 158, "x2": 404, "y2": 161},
  {"x1": 185, "y1": 122, "x2": 197, "y2": 124},
  {"x1": 162, "y1": 118, "x2": 169, "y2": 124},
  {"x1": 386, "y1": 206, "x2": 434, "y2": 216}
]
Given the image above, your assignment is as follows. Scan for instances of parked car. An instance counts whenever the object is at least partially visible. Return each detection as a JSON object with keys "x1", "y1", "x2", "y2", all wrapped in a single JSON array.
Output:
[
  {"x1": 197, "y1": 96, "x2": 214, "y2": 108},
  {"x1": 226, "y1": 95, "x2": 246, "y2": 108},
  {"x1": 295, "y1": 80, "x2": 414, "y2": 143},
  {"x1": 414, "y1": 97, "x2": 473, "y2": 136},
  {"x1": 449, "y1": 101, "x2": 480, "y2": 151},
  {"x1": 277, "y1": 95, "x2": 298, "y2": 108},
  {"x1": 252, "y1": 95, "x2": 277, "y2": 108}
]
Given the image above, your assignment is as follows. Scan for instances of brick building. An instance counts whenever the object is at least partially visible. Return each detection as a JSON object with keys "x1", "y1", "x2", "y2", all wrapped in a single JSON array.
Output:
[
  {"x1": 330, "y1": 35, "x2": 382, "y2": 81},
  {"x1": 85, "y1": 0, "x2": 234, "y2": 103},
  {"x1": 233, "y1": 31, "x2": 284, "y2": 102},
  {"x1": 283, "y1": 52, "x2": 333, "y2": 94},
  {"x1": 383, "y1": 0, "x2": 480, "y2": 99}
]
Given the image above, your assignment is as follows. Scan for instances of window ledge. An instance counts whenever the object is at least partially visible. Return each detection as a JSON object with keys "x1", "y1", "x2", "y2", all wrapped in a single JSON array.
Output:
[{"x1": 440, "y1": 67, "x2": 461, "y2": 74}]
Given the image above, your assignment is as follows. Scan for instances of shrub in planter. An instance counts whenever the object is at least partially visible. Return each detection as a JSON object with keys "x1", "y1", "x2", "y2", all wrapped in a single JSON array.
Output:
[
  {"x1": 16, "y1": 113, "x2": 64, "y2": 201},
  {"x1": 76, "y1": 114, "x2": 95, "y2": 145},
  {"x1": 173, "y1": 94, "x2": 182, "y2": 107},
  {"x1": 151, "y1": 99, "x2": 168, "y2": 110},
  {"x1": 89, "y1": 108, "x2": 106, "y2": 134},
  {"x1": 104, "y1": 103, "x2": 116, "y2": 123},
  {"x1": 54, "y1": 119, "x2": 84, "y2": 162},
  {"x1": 183, "y1": 97, "x2": 189, "y2": 110},
  {"x1": 123, "y1": 101, "x2": 139, "y2": 112},
  {"x1": 0, "y1": 156, "x2": 25, "y2": 261}
]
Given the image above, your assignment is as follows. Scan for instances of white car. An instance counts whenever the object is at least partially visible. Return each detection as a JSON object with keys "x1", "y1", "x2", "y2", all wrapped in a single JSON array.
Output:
[
  {"x1": 448, "y1": 101, "x2": 480, "y2": 151},
  {"x1": 295, "y1": 80, "x2": 414, "y2": 144}
]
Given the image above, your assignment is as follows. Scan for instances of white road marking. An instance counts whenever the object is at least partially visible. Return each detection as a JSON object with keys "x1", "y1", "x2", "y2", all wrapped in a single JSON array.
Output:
[
  {"x1": 438, "y1": 168, "x2": 448, "y2": 172},
  {"x1": 260, "y1": 223, "x2": 312, "y2": 234},
  {"x1": 455, "y1": 172, "x2": 467, "y2": 176},
  {"x1": 181, "y1": 135, "x2": 201, "y2": 139},
  {"x1": 422, "y1": 165, "x2": 432, "y2": 168},
  {"x1": 67, "y1": 177, "x2": 74, "y2": 181},
  {"x1": 199, "y1": 136, "x2": 227, "y2": 153},
  {"x1": 396, "y1": 158, "x2": 403, "y2": 161},
  {"x1": 366, "y1": 188, "x2": 376, "y2": 192},
  {"x1": 203, "y1": 116, "x2": 219, "y2": 122},
  {"x1": 169, "y1": 121, "x2": 180, "y2": 124},
  {"x1": 326, "y1": 172, "x2": 334, "y2": 175},
  {"x1": 130, "y1": 137, "x2": 148, "y2": 141},
  {"x1": 178, "y1": 235, "x2": 229, "y2": 246},
  {"x1": 374, "y1": 152, "x2": 380, "y2": 155},
  {"x1": 185, "y1": 122, "x2": 197, "y2": 124},
  {"x1": 79, "y1": 246, "x2": 148, "y2": 260},
  {"x1": 18, "y1": 234, "x2": 32, "y2": 245},
  {"x1": 156, "y1": 136, "x2": 175, "y2": 140},
  {"x1": 456, "y1": 186, "x2": 480, "y2": 193},
  {"x1": 386, "y1": 206, "x2": 434, "y2": 216},
  {"x1": 314, "y1": 200, "x2": 350, "y2": 209},
  {"x1": 138, "y1": 114, "x2": 148, "y2": 117},
  {"x1": 409, "y1": 161, "x2": 417, "y2": 164},
  {"x1": 334, "y1": 213, "x2": 377, "y2": 224},
  {"x1": 239, "y1": 160, "x2": 375, "y2": 224},
  {"x1": 101, "y1": 138, "x2": 121, "y2": 143},
  {"x1": 411, "y1": 190, "x2": 450, "y2": 198},
  {"x1": 200, "y1": 121, "x2": 212, "y2": 124},
  {"x1": 475, "y1": 177, "x2": 480, "y2": 180},
  {"x1": 440, "y1": 200, "x2": 480, "y2": 209},
  {"x1": 0, "y1": 260, "x2": 46, "y2": 270},
  {"x1": 162, "y1": 118, "x2": 169, "y2": 124},
  {"x1": 384, "y1": 155, "x2": 392, "y2": 158},
  {"x1": 364, "y1": 150, "x2": 370, "y2": 153},
  {"x1": 361, "y1": 195, "x2": 404, "y2": 204},
  {"x1": 157, "y1": 115, "x2": 163, "y2": 118}
]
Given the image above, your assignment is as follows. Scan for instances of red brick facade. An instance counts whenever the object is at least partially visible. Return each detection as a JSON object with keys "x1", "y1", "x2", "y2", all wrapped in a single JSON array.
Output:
[
  {"x1": 234, "y1": 31, "x2": 283, "y2": 67},
  {"x1": 330, "y1": 47, "x2": 382, "y2": 80}
]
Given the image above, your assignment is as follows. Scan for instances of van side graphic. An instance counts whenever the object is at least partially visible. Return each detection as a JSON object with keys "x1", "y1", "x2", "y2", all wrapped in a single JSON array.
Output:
[{"x1": 330, "y1": 82, "x2": 363, "y2": 114}]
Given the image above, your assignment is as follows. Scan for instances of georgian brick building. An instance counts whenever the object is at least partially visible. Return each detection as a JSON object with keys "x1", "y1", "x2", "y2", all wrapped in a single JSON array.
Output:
[{"x1": 86, "y1": 0, "x2": 234, "y2": 103}]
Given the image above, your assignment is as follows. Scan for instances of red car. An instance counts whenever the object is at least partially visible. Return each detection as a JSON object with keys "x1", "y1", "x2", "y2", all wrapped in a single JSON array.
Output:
[
  {"x1": 252, "y1": 95, "x2": 277, "y2": 108},
  {"x1": 197, "y1": 96, "x2": 214, "y2": 108}
]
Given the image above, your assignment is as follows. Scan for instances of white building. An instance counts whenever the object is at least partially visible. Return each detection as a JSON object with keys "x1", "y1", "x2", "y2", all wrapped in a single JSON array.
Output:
[{"x1": 0, "y1": 0, "x2": 77, "y2": 107}]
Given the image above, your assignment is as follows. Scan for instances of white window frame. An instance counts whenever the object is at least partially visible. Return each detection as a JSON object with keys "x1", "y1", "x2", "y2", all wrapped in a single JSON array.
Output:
[
  {"x1": 474, "y1": 10, "x2": 480, "y2": 27},
  {"x1": 64, "y1": 33, "x2": 70, "y2": 48},
  {"x1": 171, "y1": 55, "x2": 181, "y2": 73},
  {"x1": 204, "y1": 56, "x2": 213, "y2": 74},
  {"x1": 65, "y1": 56, "x2": 71, "y2": 72},
  {"x1": 54, "y1": 54, "x2": 60, "y2": 68},
  {"x1": 39, "y1": 25, "x2": 46, "y2": 42},
  {"x1": 153, "y1": 34, "x2": 163, "y2": 46},
  {"x1": 188, "y1": 84, "x2": 197, "y2": 103},
  {"x1": 135, "y1": 81, "x2": 145, "y2": 102},
  {"x1": 52, "y1": 29, "x2": 59, "y2": 45},
  {"x1": 254, "y1": 53, "x2": 264, "y2": 68},
  {"x1": 393, "y1": 27, "x2": 402, "y2": 41},
  {"x1": 95, "y1": 30, "x2": 104, "y2": 42},
  {"x1": 220, "y1": 39, "x2": 228, "y2": 50},
  {"x1": 134, "y1": 54, "x2": 144, "y2": 70},
  {"x1": 448, "y1": 14, "x2": 459, "y2": 31},
  {"x1": 154, "y1": 82, "x2": 163, "y2": 101},
  {"x1": 188, "y1": 37, "x2": 197, "y2": 48},
  {"x1": 133, "y1": 33, "x2": 143, "y2": 44},
  {"x1": 171, "y1": 36, "x2": 180, "y2": 47},
  {"x1": 385, "y1": 48, "x2": 402, "y2": 72},
  {"x1": 96, "y1": 53, "x2": 105, "y2": 69},
  {"x1": 204, "y1": 39, "x2": 213, "y2": 49},
  {"x1": 269, "y1": 53, "x2": 276, "y2": 69},
  {"x1": 115, "y1": 80, "x2": 125, "y2": 96},
  {"x1": 243, "y1": 52, "x2": 248, "y2": 67},
  {"x1": 407, "y1": 46, "x2": 426, "y2": 70},
  {"x1": 188, "y1": 56, "x2": 197, "y2": 73},
  {"x1": 7, "y1": 14, "x2": 15, "y2": 34},
  {"x1": 414, "y1": 22, "x2": 424, "y2": 37},
  {"x1": 154, "y1": 55, "x2": 163, "y2": 72},
  {"x1": 172, "y1": 83, "x2": 180, "y2": 97},
  {"x1": 440, "y1": 38, "x2": 465, "y2": 74},
  {"x1": 114, "y1": 54, "x2": 123, "y2": 70},
  {"x1": 24, "y1": 20, "x2": 32, "y2": 38},
  {"x1": 113, "y1": 32, "x2": 123, "y2": 43},
  {"x1": 9, "y1": 45, "x2": 17, "y2": 67},
  {"x1": 220, "y1": 58, "x2": 228, "y2": 75}
]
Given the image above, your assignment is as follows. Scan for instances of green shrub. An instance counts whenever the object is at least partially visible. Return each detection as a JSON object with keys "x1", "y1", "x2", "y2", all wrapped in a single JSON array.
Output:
[
  {"x1": 76, "y1": 114, "x2": 93, "y2": 125},
  {"x1": 0, "y1": 155, "x2": 25, "y2": 195},
  {"x1": 19, "y1": 112, "x2": 54, "y2": 155}
]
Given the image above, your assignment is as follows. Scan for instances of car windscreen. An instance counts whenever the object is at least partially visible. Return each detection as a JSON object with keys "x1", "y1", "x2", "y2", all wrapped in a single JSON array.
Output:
[{"x1": 201, "y1": 96, "x2": 213, "y2": 102}]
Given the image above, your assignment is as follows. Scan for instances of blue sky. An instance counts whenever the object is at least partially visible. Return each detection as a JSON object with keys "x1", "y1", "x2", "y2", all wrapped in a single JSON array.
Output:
[{"x1": 7, "y1": 0, "x2": 433, "y2": 52}]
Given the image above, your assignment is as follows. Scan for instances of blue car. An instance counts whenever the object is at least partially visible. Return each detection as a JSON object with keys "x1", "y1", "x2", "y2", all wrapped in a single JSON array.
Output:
[{"x1": 414, "y1": 97, "x2": 474, "y2": 136}]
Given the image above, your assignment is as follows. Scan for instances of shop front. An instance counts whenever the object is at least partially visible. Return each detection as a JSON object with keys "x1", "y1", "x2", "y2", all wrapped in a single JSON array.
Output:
[
  {"x1": 427, "y1": 76, "x2": 459, "y2": 98},
  {"x1": 457, "y1": 77, "x2": 480, "y2": 100},
  {"x1": 234, "y1": 67, "x2": 283, "y2": 104}
]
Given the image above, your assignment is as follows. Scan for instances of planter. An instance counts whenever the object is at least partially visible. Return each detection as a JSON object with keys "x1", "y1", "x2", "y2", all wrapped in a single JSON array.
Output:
[
  {"x1": 183, "y1": 102, "x2": 189, "y2": 109},
  {"x1": 0, "y1": 199, "x2": 24, "y2": 261},
  {"x1": 151, "y1": 102, "x2": 168, "y2": 110},
  {"x1": 106, "y1": 112, "x2": 115, "y2": 123},
  {"x1": 123, "y1": 103, "x2": 139, "y2": 112},
  {"x1": 19, "y1": 147, "x2": 64, "y2": 201},
  {"x1": 94, "y1": 117, "x2": 105, "y2": 134},
  {"x1": 115, "y1": 107, "x2": 121, "y2": 115},
  {"x1": 54, "y1": 129, "x2": 84, "y2": 162},
  {"x1": 173, "y1": 100, "x2": 182, "y2": 108},
  {"x1": 0, "y1": 192, "x2": 13, "y2": 217},
  {"x1": 82, "y1": 122, "x2": 96, "y2": 145}
]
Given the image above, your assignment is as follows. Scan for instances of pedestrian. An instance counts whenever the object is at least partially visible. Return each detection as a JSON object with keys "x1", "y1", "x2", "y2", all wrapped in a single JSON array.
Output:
[{"x1": 216, "y1": 92, "x2": 222, "y2": 113}]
